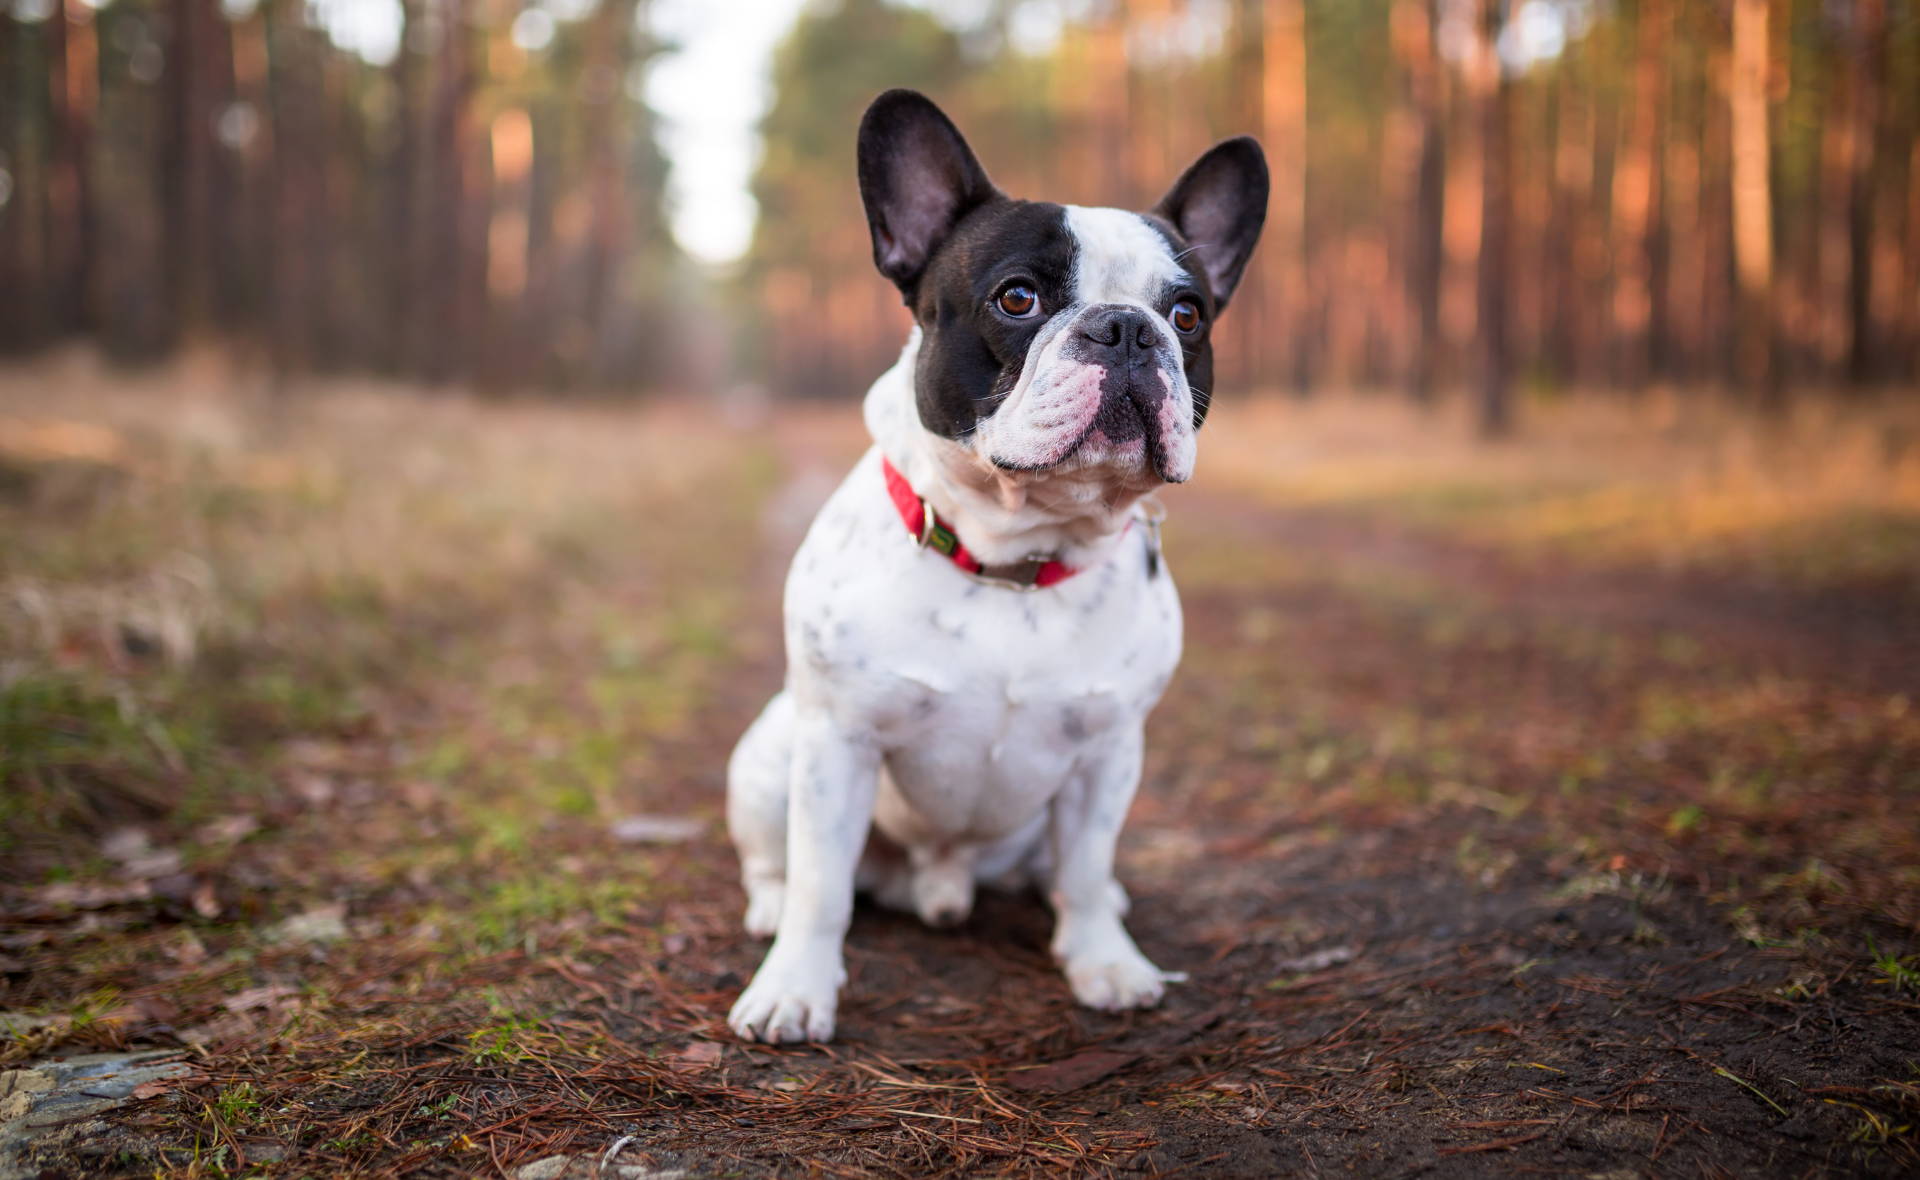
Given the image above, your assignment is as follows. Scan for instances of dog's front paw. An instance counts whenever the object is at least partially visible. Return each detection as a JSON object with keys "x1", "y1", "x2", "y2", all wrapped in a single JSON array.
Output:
[
  {"x1": 728, "y1": 943, "x2": 846, "y2": 1043},
  {"x1": 1065, "y1": 948, "x2": 1176, "y2": 1011}
]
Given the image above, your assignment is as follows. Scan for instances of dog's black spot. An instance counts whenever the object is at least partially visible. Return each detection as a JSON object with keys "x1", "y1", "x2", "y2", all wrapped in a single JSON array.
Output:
[
  {"x1": 1061, "y1": 707, "x2": 1088, "y2": 742},
  {"x1": 911, "y1": 200, "x2": 1077, "y2": 440}
]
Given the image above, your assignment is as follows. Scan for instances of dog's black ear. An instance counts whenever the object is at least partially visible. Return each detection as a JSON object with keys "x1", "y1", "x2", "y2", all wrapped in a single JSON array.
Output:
[
  {"x1": 1152, "y1": 137, "x2": 1269, "y2": 310},
  {"x1": 857, "y1": 89, "x2": 997, "y2": 301}
]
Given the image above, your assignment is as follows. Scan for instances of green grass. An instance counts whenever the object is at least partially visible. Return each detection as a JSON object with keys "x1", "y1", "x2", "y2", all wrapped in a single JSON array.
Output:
[
  {"x1": 211, "y1": 1082, "x2": 261, "y2": 1128},
  {"x1": 1869, "y1": 938, "x2": 1920, "y2": 996},
  {"x1": 0, "y1": 672, "x2": 189, "y2": 858}
]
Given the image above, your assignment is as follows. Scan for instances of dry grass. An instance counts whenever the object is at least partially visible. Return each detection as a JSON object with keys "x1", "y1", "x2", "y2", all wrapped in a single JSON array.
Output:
[
  {"x1": 2, "y1": 357, "x2": 1916, "y2": 1177},
  {"x1": 2, "y1": 350, "x2": 777, "y2": 876},
  {"x1": 1203, "y1": 388, "x2": 1920, "y2": 588}
]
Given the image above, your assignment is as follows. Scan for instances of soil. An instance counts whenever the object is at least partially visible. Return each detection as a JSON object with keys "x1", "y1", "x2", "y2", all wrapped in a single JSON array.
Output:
[{"x1": 4, "y1": 406, "x2": 1917, "y2": 1178}]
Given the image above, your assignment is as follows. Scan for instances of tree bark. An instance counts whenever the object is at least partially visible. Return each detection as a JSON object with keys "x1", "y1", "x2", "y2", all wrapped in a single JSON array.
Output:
[
  {"x1": 1845, "y1": 0, "x2": 1885, "y2": 384},
  {"x1": 1396, "y1": 0, "x2": 1446, "y2": 403},
  {"x1": 579, "y1": 0, "x2": 640, "y2": 386},
  {"x1": 165, "y1": 0, "x2": 224, "y2": 340},
  {"x1": 1729, "y1": 0, "x2": 1777, "y2": 402},
  {"x1": 1611, "y1": 0, "x2": 1668, "y2": 388},
  {"x1": 1263, "y1": 0, "x2": 1308, "y2": 392},
  {"x1": 1474, "y1": 0, "x2": 1512, "y2": 436}
]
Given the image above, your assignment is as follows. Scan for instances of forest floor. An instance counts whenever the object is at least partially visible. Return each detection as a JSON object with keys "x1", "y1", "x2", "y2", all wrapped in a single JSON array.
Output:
[{"x1": 3, "y1": 352, "x2": 1919, "y2": 1178}]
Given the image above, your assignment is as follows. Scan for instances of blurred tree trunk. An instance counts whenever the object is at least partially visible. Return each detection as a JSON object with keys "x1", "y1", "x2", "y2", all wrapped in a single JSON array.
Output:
[
  {"x1": 524, "y1": 104, "x2": 559, "y2": 384},
  {"x1": 1473, "y1": 0, "x2": 1511, "y2": 436},
  {"x1": 1611, "y1": 0, "x2": 1667, "y2": 388},
  {"x1": 1698, "y1": 16, "x2": 1735, "y2": 385},
  {"x1": 1263, "y1": 0, "x2": 1307, "y2": 392},
  {"x1": 226, "y1": 4, "x2": 271, "y2": 345},
  {"x1": 265, "y1": 0, "x2": 334, "y2": 376},
  {"x1": 383, "y1": 0, "x2": 420, "y2": 373},
  {"x1": 1088, "y1": 10, "x2": 1128, "y2": 200},
  {"x1": 1, "y1": 12, "x2": 52, "y2": 349},
  {"x1": 1907, "y1": 135, "x2": 1920, "y2": 382},
  {"x1": 580, "y1": 0, "x2": 639, "y2": 385},
  {"x1": 1126, "y1": 0, "x2": 1171, "y2": 206},
  {"x1": 164, "y1": 0, "x2": 225, "y2": 340},
  {"x1": 1393, "y1": 0, "x2": 1445, "y2": 403},
  {"x1": 1544, "y1": 63, "x2": 1589, "y2": 390},
  {"x1": 92, "y1": 3, "x2": 170, "y2": 359},
  {"x1": 1815, "y1": 8, "x2": 1851, "y2": 379},
  {"x1": 1844, "y1": 0, "x2": 1884, "y2": 384},
  {"x1": 1221, "y1": 0, "x2": 1267, "y2": 393},
  {"x1": 1661, "y1": 1, "x2": 1710, "y2": 383},
  {"x1": 0, "y1": 12, "x2": 24, "y2": 347},
  {"x1": 44, "y1": 1, "x2": 93, "y2": 339},
  {"x1": 421, "y1": 0, "x2": 478, "y2": 383},
  {"x1": 1729, "y1": 0, "x2": 1777, "y2": 402}
]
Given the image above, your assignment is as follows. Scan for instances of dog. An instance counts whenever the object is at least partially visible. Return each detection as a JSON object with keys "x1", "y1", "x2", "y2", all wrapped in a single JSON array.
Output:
[{"x1": 726, "y1": 89, "x2": 1267, "y2": 1043}]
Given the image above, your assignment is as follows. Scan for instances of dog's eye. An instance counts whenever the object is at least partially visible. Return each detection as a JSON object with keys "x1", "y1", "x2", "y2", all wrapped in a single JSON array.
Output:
[
  {"x1": 996, "y1": 284, "x2": 1040, "y2": 319},
  {"x1": 1169, "y1": 299, "x2": 1202, "y2": 334}
]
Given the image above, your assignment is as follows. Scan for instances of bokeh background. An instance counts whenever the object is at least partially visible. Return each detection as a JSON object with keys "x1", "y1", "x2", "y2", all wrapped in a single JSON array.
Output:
[
  {"x1": 4, "y1": 3, "x2": 1920, "y2": 1177},
  {"x1": 3, "y1": 0, "x2": 1917, "y2": 412}
]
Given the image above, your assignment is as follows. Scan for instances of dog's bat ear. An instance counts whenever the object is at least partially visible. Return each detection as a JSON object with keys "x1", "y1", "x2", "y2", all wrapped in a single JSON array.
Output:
[
  {"x1": 857, "y1": 89, "x2": 998, "y2": 302},
  {"x1": 1151, "y1": 137, "x2": 1269, "y2": 311}
]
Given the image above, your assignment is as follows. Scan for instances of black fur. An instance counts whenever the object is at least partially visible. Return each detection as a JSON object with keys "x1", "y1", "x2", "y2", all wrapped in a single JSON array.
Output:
[
  {"x1": 911, "y1": 200, "x2": 1075, "y2": 440},
  {"x1": 856, "y1": 90, "x2": 1265, "y2": 443},
  {"x1": 857, "y1": 90, "x2": 998, "y2": 301},
  {"x1": 1150, "y1": 137, "x2": 1270, "y2": 308}
]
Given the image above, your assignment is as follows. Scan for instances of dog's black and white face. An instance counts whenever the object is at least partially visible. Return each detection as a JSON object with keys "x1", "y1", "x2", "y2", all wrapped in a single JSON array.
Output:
[{"x1": 858, "y1": 90, "x2": 1268, "y2": 489}]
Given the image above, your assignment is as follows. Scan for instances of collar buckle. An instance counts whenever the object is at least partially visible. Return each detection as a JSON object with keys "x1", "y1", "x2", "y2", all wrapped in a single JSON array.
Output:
[
  {"x1": 916, "y1": 498, "x2": 937, "y2": 549},
  {"x1": 970, "y1": 554, "x2": 1055, "y2": 591}
]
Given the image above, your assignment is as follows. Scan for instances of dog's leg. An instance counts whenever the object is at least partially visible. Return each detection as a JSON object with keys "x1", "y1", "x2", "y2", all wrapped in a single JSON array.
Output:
[
  {"x1": 726, "y1": 692, "x2": 795, "y2": 937},
  {"x1": 1047, "y1": 726, "x2": 1174, "y2": 1010},
  {"x1": 728, "y1": 707, "x2": 879, "y2": 1043}
]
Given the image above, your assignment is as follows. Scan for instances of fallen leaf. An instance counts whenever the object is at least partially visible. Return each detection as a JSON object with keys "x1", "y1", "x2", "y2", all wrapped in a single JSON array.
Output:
[
  {"x1": 1005, "y1": 1049, "x2": 1138, "y2": 1092},
  {"x1": 131, "y1": 1074, "x2": 201, "y2": 1101},
  {"x1": 289, "y1": 772, "x2": 336, "y2": 808},
  {"x1": 191, "y1": 883, "x2": 221, "y2": 920},
  {"x1": 118, "y1": 850, "x2": 185, "y2": 880},
  {"x1": 196, "y1": 814, "x2": 260, "y2": 844},
  {"x1": 100, "y1": 827, "x2": 152, "y2": 862},
  {"x1": 610, "y1": 815, "x2": 704, "y2": 844},
  {"x1": 223, "y1": 985, "x2": 298, "y2": 1013},
  {"x1": 103, "y1": 995, "x2": 180, "y2": 1029},
  {"x1": 101, "y1": 829, "x2": 182, "y2": 880},
  {"x1": 268, "y1": 904, "x2": 348, "y2": 944},
  {"x1": 671, "y1": 1041, "x2": 722, "y2": 1067},
  {"x1": 32, "y1": 880, "x2": 153, "y2": 911},
  {"x1": 1274, "y1": 945, "x2": 1357, "y2": 973}
]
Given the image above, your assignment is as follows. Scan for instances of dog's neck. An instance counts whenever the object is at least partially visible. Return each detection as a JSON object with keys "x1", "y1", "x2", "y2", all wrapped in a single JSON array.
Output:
[{"x1": 864, "y1": 330, "x2": 1158, "y2": 568}]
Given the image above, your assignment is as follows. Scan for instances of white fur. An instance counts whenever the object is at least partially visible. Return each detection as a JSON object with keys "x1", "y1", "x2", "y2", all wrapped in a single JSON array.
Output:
[
  {"x1": 971, "y1": 207, "x2": 1199, "y2": 488},
  {"x1": 726, "y1": 209, "x2": 1194, "y2": 1044},
  {"x1": 1063, "y1": 205, "x2": 1189, "y2": 303}
]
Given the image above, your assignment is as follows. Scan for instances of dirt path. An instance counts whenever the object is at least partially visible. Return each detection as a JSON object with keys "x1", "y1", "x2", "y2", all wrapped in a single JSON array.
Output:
[
  {"x1": 607, "y1": 476, "x2": 1918, "y2": 1178},
  {"x1": 5, "y1": 402, "x2": 1917, "y2": 1178}
]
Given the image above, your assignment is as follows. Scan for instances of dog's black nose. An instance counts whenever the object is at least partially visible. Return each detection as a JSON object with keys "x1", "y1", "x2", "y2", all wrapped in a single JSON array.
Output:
[{"x1": 1077, "y1": 305, "x2": 1160, "y2": 357}]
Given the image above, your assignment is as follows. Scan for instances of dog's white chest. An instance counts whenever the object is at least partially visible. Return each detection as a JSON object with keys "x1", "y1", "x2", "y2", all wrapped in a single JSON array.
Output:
[{"x1": 784, "y1": 450, "x2": 1182, "y2": 845}]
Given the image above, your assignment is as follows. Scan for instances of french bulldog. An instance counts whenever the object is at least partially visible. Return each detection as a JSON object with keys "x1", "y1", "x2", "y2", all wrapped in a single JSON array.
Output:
[{"x1": 726, "y1": 89, "x2": 1267, "y2": 1043}]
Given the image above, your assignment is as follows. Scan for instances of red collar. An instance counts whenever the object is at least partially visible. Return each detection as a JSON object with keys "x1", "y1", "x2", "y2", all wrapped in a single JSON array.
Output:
[{"x1": 881, "y1": 456, "x2": 1086, "y2": 589}]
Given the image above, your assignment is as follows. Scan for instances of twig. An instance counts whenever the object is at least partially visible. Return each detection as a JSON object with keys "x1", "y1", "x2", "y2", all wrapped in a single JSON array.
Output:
[
  {"x1": 1712, "y1": 1066, "x2": 1789, "y2": 1118},
  {"x1": 1436, "y1": 1129, "x2": 1548, "y2": 1156}
]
